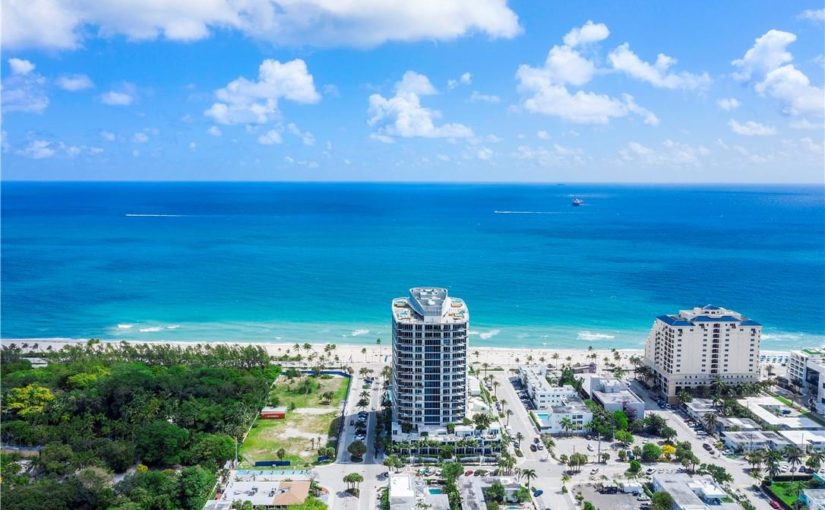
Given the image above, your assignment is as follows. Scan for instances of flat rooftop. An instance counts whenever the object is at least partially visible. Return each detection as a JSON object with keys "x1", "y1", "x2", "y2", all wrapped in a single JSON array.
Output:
[
  {"x1": 653, "y1": 473, "x2": 705, "y2": 509},
  {"x1": 739, "y1": 396, "x2": 824, "y2": 430},
  {"x1": 657, "y1": 304, "x2": 761, "y2": 327},
  {"x1": 392, "y1": 288, "x2": 468, "y2": 324}
]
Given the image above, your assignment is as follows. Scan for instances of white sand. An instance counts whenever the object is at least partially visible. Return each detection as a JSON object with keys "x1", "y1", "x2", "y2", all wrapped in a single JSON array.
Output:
[{"x1": 3, "y1": 337, "x2": 644, "y2": 371}]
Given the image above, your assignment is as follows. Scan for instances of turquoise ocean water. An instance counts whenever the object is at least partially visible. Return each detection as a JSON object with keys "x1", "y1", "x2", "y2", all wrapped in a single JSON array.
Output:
[{"x1": 2, "y1": 182, "x2": 823, "y2": 350}]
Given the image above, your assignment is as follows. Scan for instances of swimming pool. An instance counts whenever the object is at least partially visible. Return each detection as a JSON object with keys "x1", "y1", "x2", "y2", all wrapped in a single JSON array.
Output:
[{"x1": 428, "y1": 488, "x2": 444, "y2": 495}]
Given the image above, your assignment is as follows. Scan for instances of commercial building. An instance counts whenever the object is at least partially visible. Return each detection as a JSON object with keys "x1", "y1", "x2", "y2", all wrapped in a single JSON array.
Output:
[
  {"x1": 579, "y1": 374, "x2": 645, "y2": 420},
  {"x1": 652, "y1": 473, "x2": 738, "y2": 510},
  {"x1": 391, "y1": 288, "x2": 469, "y2": 429},
  {"x1": 644, "y1": 305, "x2": 761, "y2": 401},
  {"x1": 737, "y1": 395, "x2": 824, "y2": 430},
  {"x1": 720, "y1": 430, "x2": 792, "y2": 453}
]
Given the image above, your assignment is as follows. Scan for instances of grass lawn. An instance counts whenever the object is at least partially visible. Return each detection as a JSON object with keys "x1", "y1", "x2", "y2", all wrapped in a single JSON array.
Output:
[
  {"x1": 767, "y1": 481, "x2": 807, "y2": 508},
  {"x1": 240, "y1": 374, "x2": 348, "y2": 468}
]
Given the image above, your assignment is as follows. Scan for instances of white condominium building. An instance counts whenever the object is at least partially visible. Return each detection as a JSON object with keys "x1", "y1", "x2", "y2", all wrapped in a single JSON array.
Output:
[
  {"x1": 391, "y1": 288, "x2": 469, "y2": 428},
  {"x1": 787, "y1": 349, "x2": 825, "y2": 418},
  {"x1": 644, "y1": 305, "x2": 761, "y2": 400}
]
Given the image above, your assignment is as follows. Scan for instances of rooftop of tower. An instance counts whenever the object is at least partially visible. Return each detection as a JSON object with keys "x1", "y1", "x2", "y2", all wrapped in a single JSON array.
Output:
[{"x1": 392, "y1": 287, "x2": 469, "y2": 324}]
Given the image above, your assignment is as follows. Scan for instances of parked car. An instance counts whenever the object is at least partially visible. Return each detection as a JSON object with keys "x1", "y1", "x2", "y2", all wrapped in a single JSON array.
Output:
[
  {"x1": 537, "y1": 443, "x2": 544, "y2": 450},
  {"x1": 530, "y1": 444, "x2": 537, "y2": 452},
  {"x1": 770, "y1": 500, "x2": 781, "y2": 509},
  {"x1": 533, "y1": 489, "x2": 543, "y2": 497}
]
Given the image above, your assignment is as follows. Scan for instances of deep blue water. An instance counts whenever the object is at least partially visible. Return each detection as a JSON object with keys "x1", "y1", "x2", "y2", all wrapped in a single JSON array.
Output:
[{"x1": 2, "y1": 182, "x2": 823, "y2": 350}]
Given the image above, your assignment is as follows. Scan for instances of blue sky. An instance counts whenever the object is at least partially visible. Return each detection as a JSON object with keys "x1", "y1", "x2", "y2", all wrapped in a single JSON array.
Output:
[{"x1": 2, "y1": 0, "x2": 824, "y2": 182}]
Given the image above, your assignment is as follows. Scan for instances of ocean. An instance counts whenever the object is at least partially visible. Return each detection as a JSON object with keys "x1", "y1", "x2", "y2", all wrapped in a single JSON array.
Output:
[{"x1": 2, "y1": 182, "x2": 823, "y2": 351}]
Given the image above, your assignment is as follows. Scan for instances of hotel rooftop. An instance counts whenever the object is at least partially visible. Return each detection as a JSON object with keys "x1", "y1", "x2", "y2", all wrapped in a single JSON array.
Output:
[
  {"x1": 392, "y1": 287, "x2": 468, "y2": 324},
  {"x1": 656, "y1": 304, "x2": 761, "y2": 327}
]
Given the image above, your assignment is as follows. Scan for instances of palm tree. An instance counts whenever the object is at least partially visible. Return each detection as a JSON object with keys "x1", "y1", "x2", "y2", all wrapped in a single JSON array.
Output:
[
  {"x1": 506, "y1": 409, "x2": 514, "y2": 426},
  {"x1": 807, "y1": 451, "x2": 825, "y2": 471},
  {"x1": 520, "y1": 468, "x2": 537, "y2": 490},
  {"x1": 560, "y1": 416, "x2": 574, "y2": 437},
  {"x1": 703, "y1": 412, "x2": 718, "y2": 436},
  {"x1": 361, "y1": 347, "x2": 367, "y2": 361},
  {"x1": 552, "y1": 353, "x2": 560, "y2": 366},
  {"x1": 764, "y1": 449, "x2": 784, "y2": 482},
  {"x1": 492, "y1": 380, "x2": 500, "y2": 400},
  {"x1": 785, "y1": 446, "x2": 803, "y2": 472},
  {"x1": 515, "y1": 432, "x2": 525, "y2": 445},
  {"x1": 482, "y1": 362, "x2": 489, "y2": 378}
]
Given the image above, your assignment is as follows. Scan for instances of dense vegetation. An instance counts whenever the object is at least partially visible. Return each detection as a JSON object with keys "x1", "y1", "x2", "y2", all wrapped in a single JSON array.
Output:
[{"x1": 1, "y1": 342, "x2": 277, "y2": 510}]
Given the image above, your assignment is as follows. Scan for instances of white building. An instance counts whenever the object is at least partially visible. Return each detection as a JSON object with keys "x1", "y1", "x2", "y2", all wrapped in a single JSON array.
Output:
[
  {"x1": 644, "y1": 305, "x2": 761, "y2": 401},
  {"x1": 518, "y1": 366, "x2": 580, "y2": 409},
  {"x1": 579, "y1": 374, "x2": 646, "y2": 420},
  {"x1": 391, "y1": 288, "x2": 468, "y2": 429},
  {"x1": 721, "y1": 431, "x2": 792, "y2": 453},
  {"x1": 652, "y1": 473, "x2": 738, "y2": 510},
  {"x1": 802, "y1": 489, "x2": 825, "y2": 510},
  {"x1": 787, "y1": 350, "x2": 825, "y2": 418}
]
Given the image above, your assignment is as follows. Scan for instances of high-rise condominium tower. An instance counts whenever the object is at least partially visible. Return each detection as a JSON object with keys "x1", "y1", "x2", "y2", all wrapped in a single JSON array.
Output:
[{"x1": 391, "y1": 288, "x2": 468, "y2": 427}]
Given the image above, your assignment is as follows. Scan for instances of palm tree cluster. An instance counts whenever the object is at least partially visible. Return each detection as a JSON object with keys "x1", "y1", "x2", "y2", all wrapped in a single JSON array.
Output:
[{"x1": 744, "y1": 446, "x2": 824, "y2": 482}]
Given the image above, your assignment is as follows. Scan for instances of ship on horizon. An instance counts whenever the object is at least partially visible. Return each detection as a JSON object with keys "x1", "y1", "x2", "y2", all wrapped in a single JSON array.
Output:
[{"x1": 571, "y1": 197, "x2": 584, "y2": 207}]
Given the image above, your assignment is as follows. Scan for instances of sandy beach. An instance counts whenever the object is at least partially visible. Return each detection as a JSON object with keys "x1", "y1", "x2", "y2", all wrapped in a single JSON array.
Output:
[{"x1": 2, "y1": 337, "x2": 645, "y2": 370}]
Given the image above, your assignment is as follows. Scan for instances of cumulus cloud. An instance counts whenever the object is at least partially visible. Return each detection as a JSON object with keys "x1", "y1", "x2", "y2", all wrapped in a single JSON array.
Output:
[
  {"x1": 207, "y1": 126, "x2": 222, "y2": 137},
  {"x1": 448, "y1": 72, "x2": 472, "y2": 90},
  {"x1": 728, "y1": 119, "x2": 776, "y2": 136},
  {"x1": 100, "y1": 131, "x2": 116, "y2": 142},
  {"x1": 733, "y1": 29, "x2": 824, "y2": 119},
  {"x1": 367, "y1": 71, "x2": 473, "y2": 140},
  {"x1": 205, "y1": 59, "x2": 320, "y2": 125},
  {"x1": 618, "y1": 139, "x2": 710, "y2": 166},
  {"x1": 258, "y1": 129, "x2": 283, "y2": 145},
  {"x1": 101, "y1": 84, "x2": 137, "y2": 106},
  {"x1": 56, "y1": 74, "x2": 94, "y2": 91},
  {"x1": 287, "y1": 123, "x2": 316, "y2": 145},
  {"x1": 717, "y1": 98, "x2": 740, "y2": 111},
  {"x1": 15, "y1": 139, "x2": 103, "y2": 159},
  {"x1": 132, "y1": 132, "x2": 150, "y2": 143},
  {"x1": 2, "y1": 0, "x2": 520, "y2": 51},
  {"x1": 8, "y1": 57, "x2": 35, "y2": 75},
  {"x1": 476, "y1": 146, "x2": 493, "y2": 160},
  {"x1": 799, "y1": 8, "x2": 825, "y2": 23},
  {"x1": 513, "y1": 143, "x2": 584, "y2": 166},
  {"x1": 732, "y1": 29, "x2": 796, "y2": 81},
  {"x1": 2, "y1": 58, "x2": 48, "y2": 113},
  {"x1": 515, "y1": 21, "x2": 658, "y2": 125},
  {"x1": 536, "y1": 130, "x2": 549, "y2": 140},
  {"x1": 608, "y1": 43, "x2": 711, "y2": 90},
  {"x1": 562, "y1": 20, "x2": 609, "y2": 47},
  {"x1": 468, "y1": 91, "x2": 500, "y2": 103}
]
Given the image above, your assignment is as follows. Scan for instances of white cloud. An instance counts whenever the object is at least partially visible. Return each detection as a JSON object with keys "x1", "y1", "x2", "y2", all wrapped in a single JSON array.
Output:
[
  {"x1": 476, "y1": 146, "x2": 493, "y2": 160},
  {"x1": 448, "y1": 72, "x2": 472, "y2": 89},
  {"x1": 287, "y1": 123, "x2": 316, "y2": 145},
  {"x1": 562, "y1": 20, "x2": 609, "y2": 47},
  {"x1": 733, "y1": 30, "x2": 824, "y2": 119},
  {"x1": 468, "y1": 91, "x2": 500, "y2": 103},
  {"x1": 515, "y1": 21, "x2": 657, "y2": 125},
  {"x1": 755, "y1": 65, "x2": 825, "y2": 118},
  {"x1": 14, "y1": 139, "x2": 102, "y2": 159},
  {"x1": 799, "y1": 8, "x2": 825, "y2": 23},
  {"x1": 608, "y1": 43, "x2": 711, "y2": 90},
  {"x1": 728, "y1": 119, "x2": 776, "y2": 136},
  {"x1": 8, "y1": 57, "x2": 35, "y2": 75},
  {"x1": 536, "y1": 130, "x2": 549, "y2": 140},
  {"x1": 188, "y1": 141, "x2": 197, "y2": 151},
  {"x1": 517, "y1": 63, "x2": 657, "y2": 125},
  {"x1": 132, "y1": 132, "x2": 150, "y2": 143},
  {"x1": 56, "y1": 74, "x2": 94, "y2": 91},
  {"x1": 732, "y1": 29, "x2": 796, "y2": 81},
  {"x1": 513, "y1": 143, "x2": 584, "y2": 166},
  {"x1": 2, "y1": 59, "x2": 48, "y2": 113},
  {"x1": 100, "y1": 131, "x2": 116, "y2": 142},
  {"x1": 717, "y1": 98, "x2": 740, "y2": 111},
  {"x1": 2, "y1": 0, "x2": 520, "y2": 51},
  {"x1": 101, "y1": 85, "x2": 136, "y2": 106},
  {"x1": 618, "y1": 139, "x2": 709, "y2": 166},
  {"x1": 205, "y1": 59, "x2": 319, "y2": 125},
  {"x1": 368, "y1": 71, "x2": 473, "y2": 140},
  {"x1": 17, "y1": 139, "x2": 55, "y2": 159},
  {"x1": 207, "y1": 126, "x2": 222, "y2": 137},
  {"x1": 258, "y1": 129, "x2": 283, "y2": 145}
]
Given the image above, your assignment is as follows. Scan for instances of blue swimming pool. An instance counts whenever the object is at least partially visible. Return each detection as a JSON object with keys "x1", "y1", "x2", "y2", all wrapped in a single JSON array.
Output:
[{"x1": 428, "y1": 488, "x2": 444, "y2": 495}]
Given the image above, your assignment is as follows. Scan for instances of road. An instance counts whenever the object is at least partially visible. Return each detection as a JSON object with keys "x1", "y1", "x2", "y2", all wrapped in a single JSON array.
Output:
[{"x1": 317, "y1": 365, "x2": 388, "y2": 510}]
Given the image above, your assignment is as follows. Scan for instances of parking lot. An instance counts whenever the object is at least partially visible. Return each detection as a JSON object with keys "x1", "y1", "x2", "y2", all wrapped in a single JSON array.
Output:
[{"x1": 578, "y1": 484, "x2": 648, "y2": 510}]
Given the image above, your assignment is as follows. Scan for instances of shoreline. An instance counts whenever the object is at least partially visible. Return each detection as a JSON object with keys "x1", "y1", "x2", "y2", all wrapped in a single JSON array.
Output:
[{"x1": 0, "y1": 337, "x2": 794, "y2": 370}]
